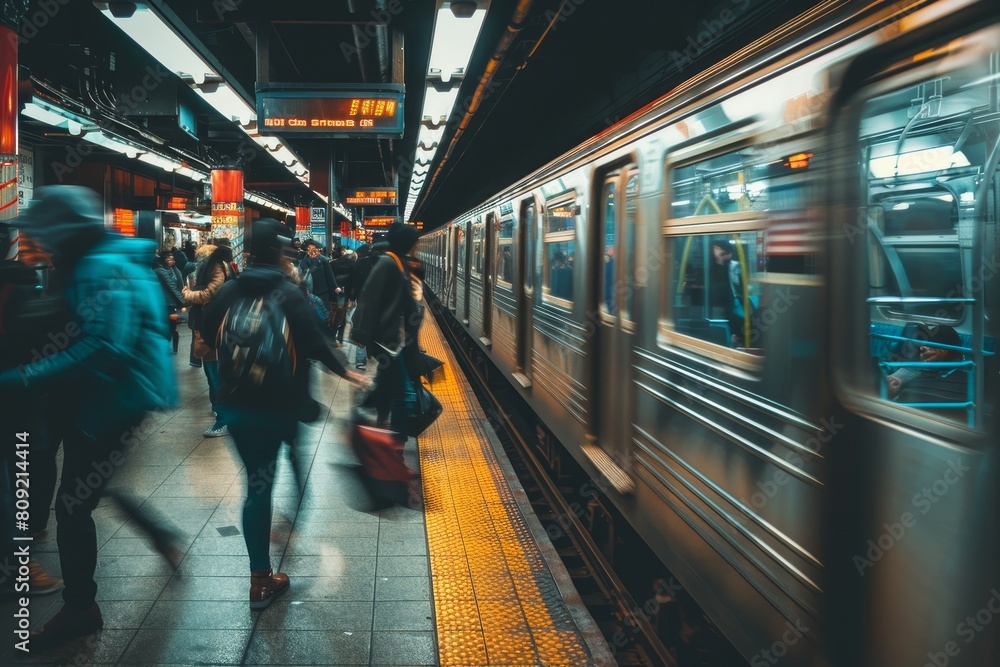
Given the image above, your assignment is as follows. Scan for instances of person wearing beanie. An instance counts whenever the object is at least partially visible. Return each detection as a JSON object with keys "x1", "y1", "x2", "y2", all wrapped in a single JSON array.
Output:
[
  {"x1": 0, "y1": 186, "x2": 178, "y2": 647},
  {"x1": 199, "y1": 218, "x2": 369, "y2": 610}
]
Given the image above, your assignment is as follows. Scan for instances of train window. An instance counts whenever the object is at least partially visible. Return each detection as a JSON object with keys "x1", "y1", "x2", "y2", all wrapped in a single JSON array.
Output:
[
  {"x1": 623, "y1": 171, "x2": 639, "y2": 322},
  {"x1": 542, "y1": 197, "x2": 577, "y2": 307},
  {"x1": 600, "y1": 181, "x2": 617, "y2": 316},
  {"x1": 670, "y1": 232, "x2": 764, "y2": 353},
  {"x1": 472, "y1": 222, "x2": 483, "y2": 278},
  {"x1": 497, "y1": 217, "x2": 514, "y2": 287},
  {"x1": 523, "y1": 200, "x2": 536, "y2": 292},
  {"x1": 850, "y1": 28, "x2": 998, "y2": 429}
]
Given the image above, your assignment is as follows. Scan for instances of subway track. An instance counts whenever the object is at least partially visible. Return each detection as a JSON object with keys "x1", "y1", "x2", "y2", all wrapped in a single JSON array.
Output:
[{"x1": 426, "y1": 294, "x2": 749, "y2": 667}]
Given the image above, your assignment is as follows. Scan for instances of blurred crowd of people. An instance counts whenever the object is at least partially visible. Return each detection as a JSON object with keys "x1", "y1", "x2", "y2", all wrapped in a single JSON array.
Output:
[{"x1": 0, "y1": 186, "x2": 427, "y2": 648}]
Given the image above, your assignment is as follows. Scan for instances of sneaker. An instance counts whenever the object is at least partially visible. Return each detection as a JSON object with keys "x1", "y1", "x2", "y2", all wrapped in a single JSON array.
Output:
[
  {"x1": 189, "y1": 361, "x2": 203, "y2": 368},
  {"x1": 29, "y1": 602, "x2": 103, "y2": 648},
  {"x1": 203, "y1": 424, "x2": 229, "y2": 438},
  {"x1": 28, "y1": 561, "x2": 63, "y2": 595},
  {"x1": 356, "y1": 363, "x2": 366, "y2": 371},
  {"x1": 250, "y1": 569, "x2": 289, "y2": 610}
]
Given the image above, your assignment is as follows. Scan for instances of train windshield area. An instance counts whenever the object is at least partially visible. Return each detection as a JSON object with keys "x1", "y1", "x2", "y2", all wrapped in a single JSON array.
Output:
[{"x1": 859, "y1": 41, "x2": 998, "y2": 428}]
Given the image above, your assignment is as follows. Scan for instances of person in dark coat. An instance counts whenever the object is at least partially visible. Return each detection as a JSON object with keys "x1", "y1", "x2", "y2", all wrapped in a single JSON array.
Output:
[
  {"x1": 351, "y1": 223, "x2": 424, "y2": 437},
  {"x1": 298, "y1": 239, "x2": 340, "y2": 334},
  {"x1": 200, "y1": 219, "x2": 368, "y2": 610},
  {"x1": 330, "y1": 247, "x2": 356, "y2": 345},
  {"x1": 154, "y1": 251, "x2": 187, "y2": 353},
  {"x1": 348, "y1": 242, "x2": 386, "y2": 369},
  {"x1": 0, "y1": 186, "x2": 178, "y2": 647}
]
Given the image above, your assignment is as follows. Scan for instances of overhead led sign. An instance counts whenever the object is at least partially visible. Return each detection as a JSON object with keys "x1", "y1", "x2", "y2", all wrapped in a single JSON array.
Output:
[
  {"x1": 364, "y1": 216, "x2": 396, "y2": 227},
  {"x1": 345, "y1": 188, "x2": 397, "y2": 205},
  {"x1": 258, "y1": 91, "x2": 405, "y2": 137}
]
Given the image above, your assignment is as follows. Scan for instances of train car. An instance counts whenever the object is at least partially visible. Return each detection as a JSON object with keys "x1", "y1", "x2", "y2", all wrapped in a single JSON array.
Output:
[{"x1": 417, "y1": 0, "x2": 998, "y2": 664}]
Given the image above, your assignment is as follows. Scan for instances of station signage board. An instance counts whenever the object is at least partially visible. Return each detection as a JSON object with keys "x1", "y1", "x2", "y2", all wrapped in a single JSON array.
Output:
[
  {"x1": 258, "y1": 89, "x2": 404, "y2": 138},
  {"x1": 310, "y1": 207, "x2": 326, "y2": 223},
  {"x1": 363, "y1": 216, "x2": 396, "y2": 227},
  {"x1": 345, "y1": 188, "x2": 397, "y2": 205}
]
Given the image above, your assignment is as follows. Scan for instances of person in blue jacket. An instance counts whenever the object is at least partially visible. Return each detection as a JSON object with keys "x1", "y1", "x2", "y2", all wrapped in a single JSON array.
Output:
[{"x1": 0, "y1": 186, "x2": 178, "y2": 647}]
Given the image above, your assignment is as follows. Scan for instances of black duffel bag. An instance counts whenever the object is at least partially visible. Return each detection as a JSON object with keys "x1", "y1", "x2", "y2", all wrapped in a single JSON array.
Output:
[{"x1": 407, "y1": 384, "x2": 442, "y2": 437}]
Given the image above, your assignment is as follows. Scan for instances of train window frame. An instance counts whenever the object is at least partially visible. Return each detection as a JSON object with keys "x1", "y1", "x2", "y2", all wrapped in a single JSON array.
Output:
[
  {"x1": 456, "y1": 222, "x2": 467, "y2": 276},
  {"x1": 471, "y1": 217, "x2": 484, "y2": 279},
  {"x1": 541, "y1": 191, "x2": 579, "y2": 310},
  {"x1": 496, "y1": 212, "x2": 515, "y2": 290},
  {"x1": 830, "y1": 24, "x2": 999, "y2": 434}
]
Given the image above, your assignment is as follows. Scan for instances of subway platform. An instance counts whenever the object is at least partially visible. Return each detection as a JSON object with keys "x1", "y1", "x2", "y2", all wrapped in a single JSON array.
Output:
[{"x1": 1, "y1": 313, "x2": 615, "y2": 666}]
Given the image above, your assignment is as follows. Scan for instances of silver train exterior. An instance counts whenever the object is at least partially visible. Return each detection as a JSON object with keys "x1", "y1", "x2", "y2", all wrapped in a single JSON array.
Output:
[{"x1": 417, "y1": 1, "x2": 998, "y2": 664}]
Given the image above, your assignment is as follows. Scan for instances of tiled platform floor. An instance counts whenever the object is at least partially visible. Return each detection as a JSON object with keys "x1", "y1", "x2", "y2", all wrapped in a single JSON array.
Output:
[
  {"x1": 2, "y1": 317, "x2": 614, "y2": 666},
  {"x1": 2, "y1": 328, "x2": 436, "y2": 666}
]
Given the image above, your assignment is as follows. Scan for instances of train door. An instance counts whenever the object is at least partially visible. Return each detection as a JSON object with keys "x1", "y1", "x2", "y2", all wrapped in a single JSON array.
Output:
[
  {"x1": 826, "y1": 23, "x2": 998, "y2": 667},
  {"x1": 514, "y1": 197, "x2": 537, "y2": 386},
  {"x1": 481, "y1": 212, "x2": 495, "y2": 345},
  {"x1": 592, "y1": 167, "x2": 639, "y2": 490}
]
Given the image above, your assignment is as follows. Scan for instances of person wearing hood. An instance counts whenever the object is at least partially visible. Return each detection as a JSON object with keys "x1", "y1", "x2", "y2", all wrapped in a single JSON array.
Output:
[
  {"x1": 183, "y1": 239, "x2": 235, "y2": 437},
  {"x1": 350, "y1": 223, "x2": 424, "y2": 435},
  {"x1": 200, "y1": 218, "x2": 369, "y2": 610},
  {"x1": 0, "y1": 186, "x2": 178, "y2": 647}
]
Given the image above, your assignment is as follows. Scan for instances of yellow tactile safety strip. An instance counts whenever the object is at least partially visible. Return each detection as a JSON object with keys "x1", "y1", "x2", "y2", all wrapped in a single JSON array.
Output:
[{"x1": 418, "y1": 317, "x2": 596, "y2": 667}]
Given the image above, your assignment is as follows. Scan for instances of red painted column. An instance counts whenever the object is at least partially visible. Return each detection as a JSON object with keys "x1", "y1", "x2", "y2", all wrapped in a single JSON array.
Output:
[
  {"x1": 295, "y1": 206, "x2": 311, "y2": 236},
  {"x1": 210, "y1": 168, "x2": 244, "y2": 259},
  {"x1": 0, "y1": 24, "x2": 18, "y2": 258}
]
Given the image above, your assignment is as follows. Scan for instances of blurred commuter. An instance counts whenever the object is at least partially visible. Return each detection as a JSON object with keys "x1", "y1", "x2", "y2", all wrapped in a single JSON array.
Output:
[
  {"x1": 200, "y1": 219, "x2": 368, "y2": 610},
  {"x1": 351, "y1": 223, "x2": 424, "y2": 437},
  {"x1": 330, "y1": 247, "x2": 356, "y2": 346},
  {"x1": 154, "y1": 250, "x2": 186, "y2": 354},
  {"x1": 183, "y1": 239, "x2": 234, "y2": 437},
  {"x1": 0, "y1": 186, "x2": 178, "y2": 647},
  {"x1": 888, "y1": 325, "x2": 969, "y2": 406},
  {"x1": 298, "y1": 239, "x2": 340, "y2": 337},
  {"x1": 349, "y1": 242, "x2": 386, "y2": 370}
]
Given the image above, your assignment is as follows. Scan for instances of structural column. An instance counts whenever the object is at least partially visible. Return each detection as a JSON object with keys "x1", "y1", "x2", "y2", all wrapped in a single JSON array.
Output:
[
  {"x1": 210, "y1": 167, "x2": 244, "y2": 259},
  {"x1": 0, "y1": 22, "x2": 18, "y2": 258}
]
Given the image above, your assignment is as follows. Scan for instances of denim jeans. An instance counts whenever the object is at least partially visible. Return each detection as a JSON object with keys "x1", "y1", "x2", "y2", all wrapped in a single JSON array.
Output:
[{"x1": 202, "y1": 361, "x2": 229, "y2": 425}]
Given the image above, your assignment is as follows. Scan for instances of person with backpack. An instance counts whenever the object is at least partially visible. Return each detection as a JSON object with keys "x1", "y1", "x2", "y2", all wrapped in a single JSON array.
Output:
[
  {"x1": 298, "y1": 239, "x2": 340, "y2": 336},
  {"x1": 200, "y1": 218, "x2": 369, "y2": 610}
]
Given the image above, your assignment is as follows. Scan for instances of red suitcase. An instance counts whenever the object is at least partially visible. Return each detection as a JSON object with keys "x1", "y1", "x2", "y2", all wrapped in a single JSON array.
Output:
[{"x1": 350, "y1": 424, "x2": 419, "y2": 508}]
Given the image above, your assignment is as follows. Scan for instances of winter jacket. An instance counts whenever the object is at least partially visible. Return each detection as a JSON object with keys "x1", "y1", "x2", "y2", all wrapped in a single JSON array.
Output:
[
  {"x1": 0, "y1": 235, "x2": 178, "y2": 437},
  {"x1": 298, "y1": 255, "x2": 338, "y2": 302},
  {"x1": 200, "y1": 265, "x2": 348, "y2": 422},
  {"x1": 154, "y1": 262, "x2": 185, "y2": 310},
  {"x1": 350, "y1": 252, "x2": 420, "y2": 351}
]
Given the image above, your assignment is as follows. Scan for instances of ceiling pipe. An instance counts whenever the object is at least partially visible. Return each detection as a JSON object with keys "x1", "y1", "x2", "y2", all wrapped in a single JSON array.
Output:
[{"x1": 417, "y1": 0, "x2": 534, "y2": 213}]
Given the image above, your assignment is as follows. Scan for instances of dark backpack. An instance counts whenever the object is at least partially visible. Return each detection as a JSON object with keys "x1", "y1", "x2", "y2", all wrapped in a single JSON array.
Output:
[{"x1": 217, "y1": 293, "x2": 297, "y2": 406}]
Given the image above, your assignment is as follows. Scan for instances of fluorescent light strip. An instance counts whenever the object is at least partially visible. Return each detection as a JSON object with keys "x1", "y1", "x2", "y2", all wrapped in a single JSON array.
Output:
[
  {"x1": 98, "y1": 2, "x2": 308, "y2": 188},
  {"x1": 427, "y1": 6, "x2": 487, "y2": 83}
]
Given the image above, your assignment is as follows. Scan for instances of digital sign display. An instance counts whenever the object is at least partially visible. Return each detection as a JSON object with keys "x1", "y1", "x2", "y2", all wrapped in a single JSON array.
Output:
[
  {"x1": 346, "y1": 188, "x2": 397, "y2": 205},
  {"x1": 364, "y1": 216, "x2": 396, "y2": 227},
  {"x1": 258, "y1": 91, "x2": 405, "y2": 137}
]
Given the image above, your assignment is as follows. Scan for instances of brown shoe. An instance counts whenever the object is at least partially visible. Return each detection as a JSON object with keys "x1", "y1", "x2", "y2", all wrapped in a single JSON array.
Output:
[
  {"x1": 30, "y1": 602, "x2": 103, "y2": 648},
  {"x1": 250, "y1": 569, "x2": 289, "y2": 610},
  {"x1": 28, "y1": 560, "x2": 63, "y2": 595}
]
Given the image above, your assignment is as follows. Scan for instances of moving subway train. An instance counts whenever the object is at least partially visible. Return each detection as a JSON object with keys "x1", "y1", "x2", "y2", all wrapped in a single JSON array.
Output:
[{"x1": 416, "y1": 0, "x2": 998, "y2": 665}]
